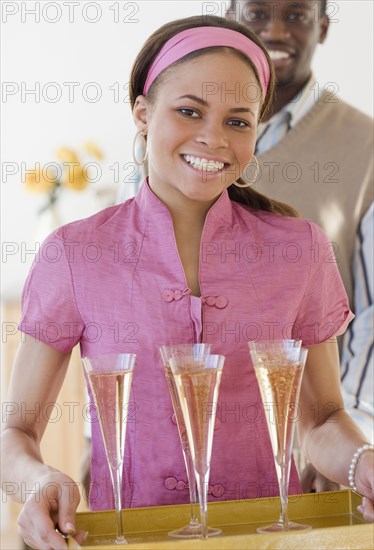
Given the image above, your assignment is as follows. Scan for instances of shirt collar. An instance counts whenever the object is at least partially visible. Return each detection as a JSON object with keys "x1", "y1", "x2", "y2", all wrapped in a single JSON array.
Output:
[
  {"x1": 258, "y1": 73, "x2": 316, "y2": 134},
  {"x1": 285, "y1": 74, "x2": 316, "y2": 128}
]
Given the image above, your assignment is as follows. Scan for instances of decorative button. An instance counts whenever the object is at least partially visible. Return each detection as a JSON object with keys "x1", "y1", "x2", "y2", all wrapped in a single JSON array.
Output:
[
  {"x1": 171, "y1": 413, "x2": 177, "y2": 425},
  {"x1": 174, "y1": 290, "x2": 183, "y2": 300},
  {"x1": 164, "y1": 477, "x2": 177, "y2": 490},
  {"x1": 176, "y1": 480, "x2": 187, "y2": 491},
  {"x1": 212, "y1": 484, "x2": 225, "y2": 497},
  {"x1": 163, "y1": 290, "x2": 174, "y2": 302},
  {"x1": 163, "y1": 289, "x2": 191, "y2": 302},
  {"x1": 206, "y1": 483, "x2": 225, "y2": 497},
  {"x1": 203, "y1": 296, "x2": 228, "y2": 308},
  {"x1": 164, "y1": 477, "x2": 188, "y2": 491},
  {"x1": 215, "y1": 296, "x2": 228, "y2": 309}
]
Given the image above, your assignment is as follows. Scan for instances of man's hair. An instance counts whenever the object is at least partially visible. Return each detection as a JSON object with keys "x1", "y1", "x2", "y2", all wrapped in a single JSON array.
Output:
[{"x1": 229, "y1": 1, "x2": 328, "y2": 17}]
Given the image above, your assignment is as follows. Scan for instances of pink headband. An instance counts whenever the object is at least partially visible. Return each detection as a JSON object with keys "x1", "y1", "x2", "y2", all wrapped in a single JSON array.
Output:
[{"x1": 143, "y1": 26, "x2": 270, "y2": 99}]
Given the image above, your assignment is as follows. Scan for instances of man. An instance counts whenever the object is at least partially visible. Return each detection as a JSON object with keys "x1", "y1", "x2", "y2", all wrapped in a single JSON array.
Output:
[
  {"x1": 340, "y1": 204, "x2": 373, "y2": 444},
  {"x1": 227, "y1": 0, "x2": 372, "y2": 303},
  {"x1": 227, "y1": 0, "x2": 373, "y2": 488}
]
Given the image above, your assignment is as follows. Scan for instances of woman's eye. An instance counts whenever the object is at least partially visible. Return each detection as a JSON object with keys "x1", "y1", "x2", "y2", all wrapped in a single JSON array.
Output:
[
  {"x1": 228, "y1": 119, "x2": 250, "y2": 128},
  {"x1": 179, "y1": 108, "x2": 199, "y2": 118}
]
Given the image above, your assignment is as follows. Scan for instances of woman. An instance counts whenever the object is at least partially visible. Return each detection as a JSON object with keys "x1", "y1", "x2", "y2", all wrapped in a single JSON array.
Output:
[{"x1": 2, "y1": 15, "x2": 373, "y2": 549}]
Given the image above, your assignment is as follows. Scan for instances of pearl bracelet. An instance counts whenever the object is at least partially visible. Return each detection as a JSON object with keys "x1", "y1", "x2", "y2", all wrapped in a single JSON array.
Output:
[{"x1": 348, "y1": 443, "x2": 374, "y2": 491}]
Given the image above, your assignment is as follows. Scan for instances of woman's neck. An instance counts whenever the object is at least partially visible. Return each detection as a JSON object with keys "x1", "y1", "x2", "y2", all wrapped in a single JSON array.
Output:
[
  {"x1": 171, "y1": 210, "x2": 204, "y2": 297},
  {"x1": 148, "y1": 179, "x2": 217, "y2": 232},
  {"x1": 170, "y1": 202, "x2": 208, "y2": 234},
  {"x1": 148, "y1": 180, "x2": 220, "y2": 297}
]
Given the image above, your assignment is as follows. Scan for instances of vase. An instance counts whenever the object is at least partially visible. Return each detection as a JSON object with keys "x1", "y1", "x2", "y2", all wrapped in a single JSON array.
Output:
[{"x1": 33, "y1": 203, "x2": 62, "y2": 244}]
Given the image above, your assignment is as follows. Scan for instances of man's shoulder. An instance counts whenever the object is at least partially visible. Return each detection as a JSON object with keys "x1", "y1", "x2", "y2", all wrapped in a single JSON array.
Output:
[{"x1": 319, "y1": 91, "x2": 372, "y2": 127}]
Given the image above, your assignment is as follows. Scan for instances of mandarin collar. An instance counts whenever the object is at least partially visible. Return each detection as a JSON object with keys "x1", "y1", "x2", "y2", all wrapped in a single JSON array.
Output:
[{"x1": 134, "y1": 178, "x2": 235, "y2": 229}]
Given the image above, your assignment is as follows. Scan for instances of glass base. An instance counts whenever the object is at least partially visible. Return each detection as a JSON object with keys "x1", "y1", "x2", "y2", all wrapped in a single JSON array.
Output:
[
  {"x1": 85, "y1": 535, "x2": 128, "y2": 545},
  {"x1": 168, "y1": 523, "x2": 222, "y2": 539},
  {"x1": 257, "y1": 520, "x2": 311, "y2": 534}
]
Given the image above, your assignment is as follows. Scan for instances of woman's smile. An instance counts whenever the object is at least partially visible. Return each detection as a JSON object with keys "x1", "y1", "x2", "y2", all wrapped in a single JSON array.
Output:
[{"x1": 182, "y1": 154, "x2": 226, "y2": 173}]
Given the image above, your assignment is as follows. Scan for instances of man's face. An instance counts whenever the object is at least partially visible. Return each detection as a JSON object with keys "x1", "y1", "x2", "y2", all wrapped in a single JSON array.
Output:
[{"x1": 229, "y1": 1, "x2": 329, "y2": 87}]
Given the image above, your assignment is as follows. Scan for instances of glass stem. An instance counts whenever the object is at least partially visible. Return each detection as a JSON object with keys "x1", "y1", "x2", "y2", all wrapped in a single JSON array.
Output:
[
  {"x1": 195, "y1": 468, "x2": 208, "y2": 539},
  {"x1": 183, "y1": 448, "x2": 199, "y2": 525},
  {"x1": 111, "y1": 465, "x2": 126, "y2": 544},
  {"x1": 279, "y1": 460, "x2": 290, "y2": 530}
]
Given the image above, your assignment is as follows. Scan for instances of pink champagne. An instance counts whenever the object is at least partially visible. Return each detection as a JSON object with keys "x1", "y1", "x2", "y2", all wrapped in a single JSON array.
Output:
[
  {"x1": 88, "y1": 370, "x2": 133, "y2": 470},
  {"x1": 174, "y1": 368, "x2": 222, "y2": 475},
  {"x1": 164, "y1": 364, "x2": 190, "y2": 451},
  {"x1": 254, "y1": 361, "x2": 303, "y2": 472}
]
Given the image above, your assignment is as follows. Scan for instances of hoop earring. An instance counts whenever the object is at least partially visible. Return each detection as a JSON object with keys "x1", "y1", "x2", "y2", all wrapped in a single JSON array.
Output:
[
  {"x1": 233, "y1": 155, "x2": 260, "y2": 188},
  {"x1": 132, "y1": 131, "x2": 148, "y2": 166}
]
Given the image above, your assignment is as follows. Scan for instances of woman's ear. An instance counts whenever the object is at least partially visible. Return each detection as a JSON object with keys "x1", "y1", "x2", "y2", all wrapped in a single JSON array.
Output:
[{"x1": 133, "y1": 95, "x2": 149, "y2": 134}]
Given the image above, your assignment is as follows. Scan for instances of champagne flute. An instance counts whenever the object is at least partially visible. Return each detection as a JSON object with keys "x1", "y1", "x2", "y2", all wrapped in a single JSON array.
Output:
[
  {"x1": 248, "y1": 340, "x2": 311, "y2": 533},
  {"x1": 160, "y1": 344, "x2": 220, "y2": 538},
  {"x1": 169, "y1": 353, "x2": 225, "y2": 539},
  {"x1": 83, "y1": 353, "x2": 136, "y2": 545}
]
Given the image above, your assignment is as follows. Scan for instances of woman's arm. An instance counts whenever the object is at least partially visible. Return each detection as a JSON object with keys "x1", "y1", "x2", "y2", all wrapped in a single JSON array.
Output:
[
  {"x1": 1, "y1": 334, "x2": 86, "y2": 549},
  {"x1": 298, "y1": 339, "x2": 374, "y2": 521}
]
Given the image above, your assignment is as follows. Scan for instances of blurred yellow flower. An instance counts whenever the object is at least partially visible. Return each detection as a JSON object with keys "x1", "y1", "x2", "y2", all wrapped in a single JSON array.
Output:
[
  {"x1": 55, "y1": 147, "x2": 80, "y2": 164},
  {"x1": 84, "y1": 141, "x2": 104, "y2": 159},
  {"x1": 25, "y1": 142, "x2": 104, "y2": 215},
  {"x1": 25, "y1": 169, "x2": 57, "y2": 194},
  {"x1": 62, "y1": 163, "x2": 89, "y2": 191}
]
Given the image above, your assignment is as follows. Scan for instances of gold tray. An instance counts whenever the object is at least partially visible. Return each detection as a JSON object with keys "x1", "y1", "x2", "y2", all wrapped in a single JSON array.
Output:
[{"x1": 76, "y1": 490, "x2": 372, "y2": 549}]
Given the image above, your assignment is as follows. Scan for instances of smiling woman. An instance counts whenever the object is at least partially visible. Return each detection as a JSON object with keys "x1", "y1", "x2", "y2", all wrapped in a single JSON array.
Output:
[
  {"x1": 133, "y1": 51, "x2": 261, "y2": 207},
  {"x1": 1, "y1": 13, "x2": 373, "y2": 550},
  {"x1": 129, "y1": 16, "x2": 299, "y2": 216}
]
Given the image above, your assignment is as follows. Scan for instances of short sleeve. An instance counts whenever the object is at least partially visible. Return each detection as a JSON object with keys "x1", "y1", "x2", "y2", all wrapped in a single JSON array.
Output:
[
  {"x1": 294, "y1": 222, "x2": 354, "y2": 346},
  {"x1": 19, "y1": 229, "x2": 85, "y2": 352}
]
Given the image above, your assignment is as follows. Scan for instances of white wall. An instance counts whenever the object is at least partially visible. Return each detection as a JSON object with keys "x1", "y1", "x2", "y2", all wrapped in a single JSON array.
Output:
[{"x1": 1, "y1": 0, "x2": 373, "y2": 299}]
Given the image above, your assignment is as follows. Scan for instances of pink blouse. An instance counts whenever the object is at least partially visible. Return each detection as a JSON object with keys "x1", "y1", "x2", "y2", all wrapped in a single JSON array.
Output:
[{"x1": 20, "y1": 180, "x2": 353, "y2": 510}]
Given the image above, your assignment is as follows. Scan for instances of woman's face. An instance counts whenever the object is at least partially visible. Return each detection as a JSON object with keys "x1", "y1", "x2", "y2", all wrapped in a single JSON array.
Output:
[{"x1": 133, "y1": 51, "x2": 262, "y2": 208}]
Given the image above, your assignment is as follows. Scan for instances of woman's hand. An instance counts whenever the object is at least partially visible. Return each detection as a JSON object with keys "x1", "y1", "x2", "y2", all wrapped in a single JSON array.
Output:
[
  {"x1": 297, "y1": 341, "x2": 374, "y2": 523},
  {"x1": 357, "y1": 497, "x2": 374, "y2": 523},
  {"x1": 0, "y1": 336, "x2": 86, "y2": 547},
  {"x1": 17, "y1": 470, "x2": 87, "y2": 550},
  {"x1": 356, "y1": 450, "x2": 374, "y2": 522},
  {"x1": 300, "y1": 463, "x2": 339, "y2": 493}
]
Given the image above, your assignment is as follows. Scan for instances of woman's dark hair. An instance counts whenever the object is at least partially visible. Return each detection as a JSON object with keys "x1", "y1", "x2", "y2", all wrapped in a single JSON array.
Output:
[
  {"x1": 130, "y1": 15, "x2": 274, "y2": 119},
  {"x1": 130, "y1": 15, "x2": 298, "y2": 218}
]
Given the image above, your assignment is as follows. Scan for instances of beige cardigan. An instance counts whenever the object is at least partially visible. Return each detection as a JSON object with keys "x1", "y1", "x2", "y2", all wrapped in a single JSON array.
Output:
[{"x1": 253, "y1": 91, "x2": 373, "y2": 306}]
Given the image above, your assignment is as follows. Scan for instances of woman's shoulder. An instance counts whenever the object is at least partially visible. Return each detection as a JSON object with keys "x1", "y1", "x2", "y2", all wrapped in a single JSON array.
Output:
[
  {"x1": 52, "y1": 197, "x2": 137, "y2": 242},
  {"x1": 233, "y1": 201, "x2": 324, "y2": 240}
]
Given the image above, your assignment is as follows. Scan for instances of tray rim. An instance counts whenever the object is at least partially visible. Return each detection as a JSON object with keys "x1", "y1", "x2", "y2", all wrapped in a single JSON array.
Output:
[{"x1": 76, "y1": 489, "x2": 368, "y2": 535}]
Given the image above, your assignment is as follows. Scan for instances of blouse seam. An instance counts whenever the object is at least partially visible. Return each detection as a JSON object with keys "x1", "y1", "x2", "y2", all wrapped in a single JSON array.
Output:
[
  {"x1": 59, "y1": 227, "x2": 86, "y2": 327},
  {"x1": 297, "y1": 220, "x2": 314, "y2": 308},
  {"x1": 129, "y1": 220, "x2": 147, "y2": 307}
]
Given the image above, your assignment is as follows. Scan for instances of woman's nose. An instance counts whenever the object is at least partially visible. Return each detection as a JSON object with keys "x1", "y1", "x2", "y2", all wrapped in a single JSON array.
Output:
[{"x1": 195, "y1": 122, "x2": 229, "y2": 149}]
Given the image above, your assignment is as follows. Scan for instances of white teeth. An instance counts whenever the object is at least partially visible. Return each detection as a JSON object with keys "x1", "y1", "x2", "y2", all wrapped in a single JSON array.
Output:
[
  {"x1": 183, "y1": 154, "x2": 225, "y2": 172},
  {"x1": 269, "y1": 50, "x2": 290, "y2": 61}
]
